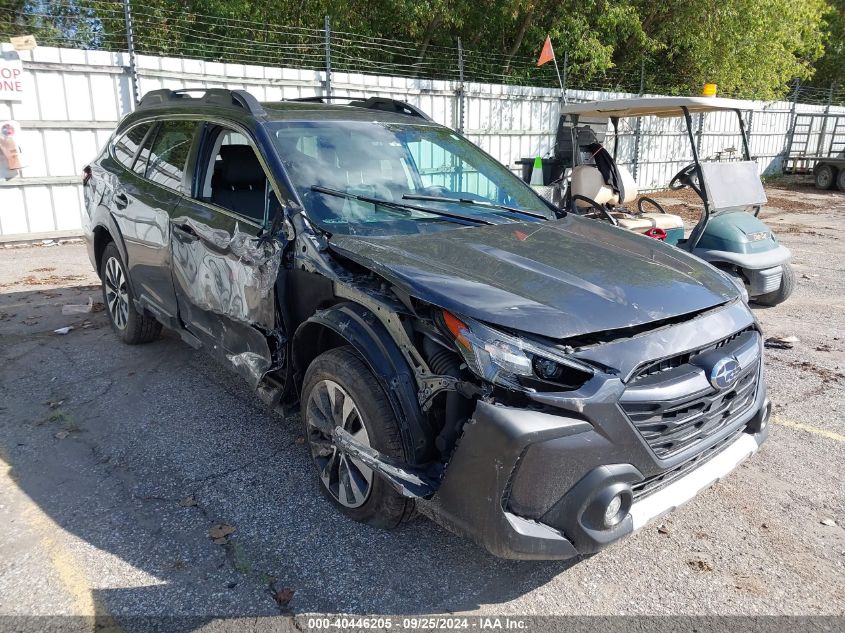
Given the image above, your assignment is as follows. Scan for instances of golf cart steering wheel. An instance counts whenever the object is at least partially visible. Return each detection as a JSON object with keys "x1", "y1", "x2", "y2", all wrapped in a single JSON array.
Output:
[
  {"x1": 637, "y1": 196, "x2": 667, "y2": 214},
  {"x1": 669, "y1": 164, "x2": 698, "y2": 190},
  {"x1": 570, "y1": 194, "x2": 619, "y2": 226}
]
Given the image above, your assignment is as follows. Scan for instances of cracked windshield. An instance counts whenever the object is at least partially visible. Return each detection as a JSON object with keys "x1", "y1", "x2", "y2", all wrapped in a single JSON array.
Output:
[{"x1": 270, "y1": 121, "x2": 553, "y2": 235}]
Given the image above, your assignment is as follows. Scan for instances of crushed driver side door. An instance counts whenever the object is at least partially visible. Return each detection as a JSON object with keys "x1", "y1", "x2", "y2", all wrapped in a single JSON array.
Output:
[{"x1": 168, "y1": 122, "x2": 285, "y2": 388}]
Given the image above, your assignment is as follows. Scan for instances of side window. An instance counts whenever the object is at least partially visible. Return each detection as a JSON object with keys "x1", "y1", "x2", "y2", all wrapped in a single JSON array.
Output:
[
  {"x1": 133, "y1": 123, "x2": 156, "y2": 176},
  {"x1": 145, "y1": 120, "x2": 199, "y2": 191},
  {"x1": 197, "y1": 127, "x2": 270, "y2": 224},
  {"x1": 112, "y1": 122, "x2": 152, "y2": 171}
]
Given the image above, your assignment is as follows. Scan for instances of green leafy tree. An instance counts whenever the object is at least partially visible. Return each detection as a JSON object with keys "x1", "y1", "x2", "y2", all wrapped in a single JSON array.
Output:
[
  {"x1": 630, "y1": 0, "x2": 828, "y2": 98},
  {"x1": 0, "y1": 0, "x2": 838, "y2": 99},
  {"x1": 813, "y1": 0, "x2": 845, "y2": 88}
]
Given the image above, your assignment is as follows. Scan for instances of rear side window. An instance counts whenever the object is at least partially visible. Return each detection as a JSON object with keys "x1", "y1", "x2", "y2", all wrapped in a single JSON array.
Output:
[
  {"x1": 133, "y1": 124, "x2": 156, "y2": 176},
  {"x1": 145, "y1": 121, "x2": 200, "y2": 190},
  {"x1": 112, "y1": 123, "x2": 152, "y2": 170}
]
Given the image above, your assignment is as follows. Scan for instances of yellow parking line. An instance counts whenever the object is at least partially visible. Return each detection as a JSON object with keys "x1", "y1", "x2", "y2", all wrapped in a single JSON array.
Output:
[
  {"x1": 773, "y1": 415, "x2": 845, "y2": 444},
  {"x1": 1, "y1": 457, "x2": 122, "y2": 631}
]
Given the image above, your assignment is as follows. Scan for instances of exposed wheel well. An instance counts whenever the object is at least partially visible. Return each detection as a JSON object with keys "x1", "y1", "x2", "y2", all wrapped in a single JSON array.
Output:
[
  {"x1": 292, "y1": 321, "x2": 349, "y2": 386},
  {"x1": 93, "y1": 226, "x2": 113, "y2": 276}
]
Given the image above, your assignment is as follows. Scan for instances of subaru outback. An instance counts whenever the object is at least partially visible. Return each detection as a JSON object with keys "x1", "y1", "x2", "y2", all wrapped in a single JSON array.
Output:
[{"x1": 82, "y1": 89, "x2": 771, "y2": 559}]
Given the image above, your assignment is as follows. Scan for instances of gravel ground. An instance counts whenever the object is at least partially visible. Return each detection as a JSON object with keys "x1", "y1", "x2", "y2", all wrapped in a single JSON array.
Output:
[{"x1": 0, "y1": 181, "x2": 843, "y2": 627}]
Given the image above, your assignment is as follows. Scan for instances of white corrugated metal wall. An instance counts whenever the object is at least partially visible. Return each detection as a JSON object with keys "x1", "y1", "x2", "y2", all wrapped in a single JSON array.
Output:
[{"x1": 1, "y1": 46, "x2": 843, "y2": 240}]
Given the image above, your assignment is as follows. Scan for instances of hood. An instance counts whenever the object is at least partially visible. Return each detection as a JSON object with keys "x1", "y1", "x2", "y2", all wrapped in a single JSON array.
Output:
[{"x1": 329, "y1": 216, "x2": 739, "y2": 340}]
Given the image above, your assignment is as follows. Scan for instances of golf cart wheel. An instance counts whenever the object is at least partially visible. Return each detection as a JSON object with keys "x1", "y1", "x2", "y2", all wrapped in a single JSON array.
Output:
[
  {"x1": 100, "y1": 242, "x2": 161, "y2": 344},
  {"x1": 815, "y1": 164, "x2": 836, "y2": 190},
  {"x1": 837, "y1": 168, "x2": 845, "y2": 192},
  {"x1": 753, "y1": 262, "x2": 796, "y2": 307},
  {"x1": 301, "y1": 346, "x2": 415, "y2": 529}
]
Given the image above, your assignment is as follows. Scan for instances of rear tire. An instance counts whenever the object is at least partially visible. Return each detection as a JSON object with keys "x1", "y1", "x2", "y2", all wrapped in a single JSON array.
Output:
[
  {"x1": 815, "y1": 164, "x2": 836, "y2": 190},
  {"x1": 752, "y1": 261, "x2": 795, "y2": 306},
  {"x1": 100, "y1": 242, "x2": 162, "y2": 344},
  {"x1": 301, "y1": 346, "x2": 415, "y2": 529},
  {"x1": 837, "y1": 168, "x2": 845, "y2": 192}
]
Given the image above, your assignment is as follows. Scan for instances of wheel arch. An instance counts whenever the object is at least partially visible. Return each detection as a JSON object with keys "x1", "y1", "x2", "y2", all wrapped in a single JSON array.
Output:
[
  {"x1": 92, "y1": 215, "x2": 129, "y2": 267},
  {"x1": 92, "y1": 225, "x2": 113, "y2": 276},
  {"x1": 292, "y1": 302, "x2": 433, "y2": 463},
  {"x1": 91, "y1": 217, "x2": 138, "y2": 298}
]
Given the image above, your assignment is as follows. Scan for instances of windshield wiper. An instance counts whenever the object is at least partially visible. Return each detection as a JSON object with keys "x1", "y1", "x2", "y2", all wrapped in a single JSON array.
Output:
[
  {"x1": 401, "y1": 194, "x2": 548, "y2": 220},
  {"x1": 310, "y1": 186, "x2": 494, "y2": 226}
]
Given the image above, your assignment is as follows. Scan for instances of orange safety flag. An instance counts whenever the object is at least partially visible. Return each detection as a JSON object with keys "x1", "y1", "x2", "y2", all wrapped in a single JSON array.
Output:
[{"x1": 537, "y1": 36, "x2": 555, "y2": 66}]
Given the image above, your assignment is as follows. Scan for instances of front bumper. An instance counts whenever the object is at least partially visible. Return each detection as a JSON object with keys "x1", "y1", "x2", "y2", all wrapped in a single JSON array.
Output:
[
  {"x1": 629, "y1": 426, "x2": 764, "y2": 531},
  {"x1": 695, "y1": 244, "x2": 791, "y2": 273},
  {"x1": 420, "y1": 395, "x2": 769, "y2": 560},
  {"x1": 418, "y1": 300, "x2": 770, "y2": 560}
]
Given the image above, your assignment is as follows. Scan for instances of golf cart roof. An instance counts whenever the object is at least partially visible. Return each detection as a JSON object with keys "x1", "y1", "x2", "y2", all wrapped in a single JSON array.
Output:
[{"x1": 559, "y1": 97, "x2": 745, "y2": 118}]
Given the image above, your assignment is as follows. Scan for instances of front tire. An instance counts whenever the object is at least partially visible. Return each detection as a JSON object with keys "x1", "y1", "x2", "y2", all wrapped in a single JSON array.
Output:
[
  {"x1": 301, "y1": 346, "x2": 415, "y2": 529},
  {"x1": 100, "y1": 242, "x2": 162, "y2": 344},
  {"x1": 752, "y1": 261, "x2": 796, "y2": 306}
]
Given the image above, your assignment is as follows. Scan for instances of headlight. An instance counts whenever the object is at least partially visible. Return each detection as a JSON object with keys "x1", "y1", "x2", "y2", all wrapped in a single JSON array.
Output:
[{"x1": 442, "y1": 311, "x2": 593, "y2": 391}]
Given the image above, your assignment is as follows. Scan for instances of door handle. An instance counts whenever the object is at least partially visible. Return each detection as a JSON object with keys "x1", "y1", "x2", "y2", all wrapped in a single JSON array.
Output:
[
  {"x1": 172, "y1": 222, "x2": 199, "y2": 242},
  {"x1": 114, "y1": 192, "x2": 128, "y2": 209}
]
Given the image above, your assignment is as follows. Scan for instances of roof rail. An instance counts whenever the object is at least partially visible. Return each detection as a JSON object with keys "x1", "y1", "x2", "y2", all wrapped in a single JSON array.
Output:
[
  {"x1": 137, "y1": 88, "x2": 266, "y2": 117},
  {"x1": 288, "y1": 96, "x2": 433, "y2": 121}
]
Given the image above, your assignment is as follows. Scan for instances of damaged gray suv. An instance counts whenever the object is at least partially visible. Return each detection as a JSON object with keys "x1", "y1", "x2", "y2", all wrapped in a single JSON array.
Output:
[{"x1": 82, "y1": 89, "x2": 771, "y2": 559}]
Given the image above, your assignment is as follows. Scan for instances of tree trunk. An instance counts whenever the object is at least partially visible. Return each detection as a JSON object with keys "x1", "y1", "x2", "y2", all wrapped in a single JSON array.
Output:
[
  {"x1": 502, "y1": 3, "x2": 536, "y2": 75},
  {"x1": 415, "y1": 15, "x2": 442, "y2": 68}
]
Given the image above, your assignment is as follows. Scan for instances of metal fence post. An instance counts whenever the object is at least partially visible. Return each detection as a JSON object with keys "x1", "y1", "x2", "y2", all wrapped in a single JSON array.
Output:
[
  {"x1": 323, "y1": 15, "x2": 332, "y2": 98},
  {"x1": 638, "y1": 58, "x2": 645, "y2": 96},
  {"x1": 456, "y1": 37, "x2": 465, "y2": 132},
  {"x1": 746, "y1": 109, "x2": 755, "y2": 158},
  {"x1": 123, "y1": 0, "x2": 140, "y2": 107},
  {"x1": 561, "y1": 51, "x2": 568, "y2": 104},
  {"x1": 631, "y1": 59, "x2": 645, "y2": 181},
  {"x1": 695, "y1": 113, "x2": 704, "y2": 154}
]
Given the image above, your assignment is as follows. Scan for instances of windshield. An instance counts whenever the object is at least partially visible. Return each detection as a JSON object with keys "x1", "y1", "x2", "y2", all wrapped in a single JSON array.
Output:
[{"x1": 267, "y1": 120, "x2": 553, "y2": 236}]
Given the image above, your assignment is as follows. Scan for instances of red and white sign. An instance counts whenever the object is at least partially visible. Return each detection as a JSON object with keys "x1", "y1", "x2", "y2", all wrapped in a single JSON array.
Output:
[{"x1": 0, "y1": 51, "x2": 25, "y2": 102}]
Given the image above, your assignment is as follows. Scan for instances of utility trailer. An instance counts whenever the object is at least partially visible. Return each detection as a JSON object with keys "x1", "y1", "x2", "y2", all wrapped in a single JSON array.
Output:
[{"x1": 783, "y1": 112, "x2": 845, "y2": 190}]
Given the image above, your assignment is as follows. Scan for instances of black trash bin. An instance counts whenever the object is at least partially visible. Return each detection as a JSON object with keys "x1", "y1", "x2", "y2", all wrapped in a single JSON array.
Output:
[{"x1": 515, "y1": 157, "x2": 564, "y2": 185}]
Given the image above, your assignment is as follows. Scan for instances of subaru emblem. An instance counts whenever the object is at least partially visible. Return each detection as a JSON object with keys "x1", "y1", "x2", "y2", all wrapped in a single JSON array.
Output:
[{"x1": 710, "y1": 357, "x2": 741, "y2": 390}]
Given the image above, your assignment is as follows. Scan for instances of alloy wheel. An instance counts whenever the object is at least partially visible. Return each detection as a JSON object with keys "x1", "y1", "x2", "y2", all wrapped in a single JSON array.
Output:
[
  {"x1": 104, "y1": 256, "x2": 129, "y2": 330},
  {"x1": 305, "y1": 379, "x2": 373, "y2": 508}
]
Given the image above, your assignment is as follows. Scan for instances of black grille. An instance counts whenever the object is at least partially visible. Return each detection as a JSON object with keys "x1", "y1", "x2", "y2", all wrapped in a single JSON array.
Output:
[
  {"x1": 631, "y1": 327, "x2": 753, "y2": 382},
  {"x1": 632, "y1": 427, "x2": 746, "y2": 500},
  {"x1": 621, "y1": 329, "x2": 760, "y2": 460}
]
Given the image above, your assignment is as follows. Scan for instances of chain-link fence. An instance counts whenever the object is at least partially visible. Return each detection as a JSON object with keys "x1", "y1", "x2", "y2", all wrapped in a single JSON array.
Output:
[
  {"x1": 2, "y1": 0, "x2": 844, "y2": 240},
  {"x1": 4, "y1": 0, "x2": 842, "y2": 104}
]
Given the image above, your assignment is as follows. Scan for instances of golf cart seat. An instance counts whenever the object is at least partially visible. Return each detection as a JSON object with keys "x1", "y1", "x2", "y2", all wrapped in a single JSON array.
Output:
[
  {"x1": 570, "y1": 164, "x2": 685, "y2": 244},
  {"x1": 571, "y1": 164, "x2": 636, "y2": 206},
  {"x1": 612, "y1": 212, "x2": 683, "y2": 232}
]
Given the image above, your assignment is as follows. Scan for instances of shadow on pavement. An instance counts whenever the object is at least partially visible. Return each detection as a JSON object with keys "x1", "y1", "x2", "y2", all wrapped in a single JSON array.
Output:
[{"x1": 0, "y1": 284, "x2": 576, "y2": 627}]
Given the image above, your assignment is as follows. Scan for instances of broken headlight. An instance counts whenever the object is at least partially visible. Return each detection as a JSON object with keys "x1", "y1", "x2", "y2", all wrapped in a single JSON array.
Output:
[{"x1": 442, "y1": 311, "x2": 593, "y2": 391}]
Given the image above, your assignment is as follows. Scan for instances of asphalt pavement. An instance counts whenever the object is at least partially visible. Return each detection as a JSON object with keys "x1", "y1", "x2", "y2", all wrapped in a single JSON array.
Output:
[{"x1": 0, "y1": 181, "x2": 843, "y2": 629}]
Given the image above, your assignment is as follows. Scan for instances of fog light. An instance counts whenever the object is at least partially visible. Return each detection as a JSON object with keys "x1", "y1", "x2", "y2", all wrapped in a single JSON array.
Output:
[{"x1": 604, "y1": 494, "x2": 623, "y2": 527}]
